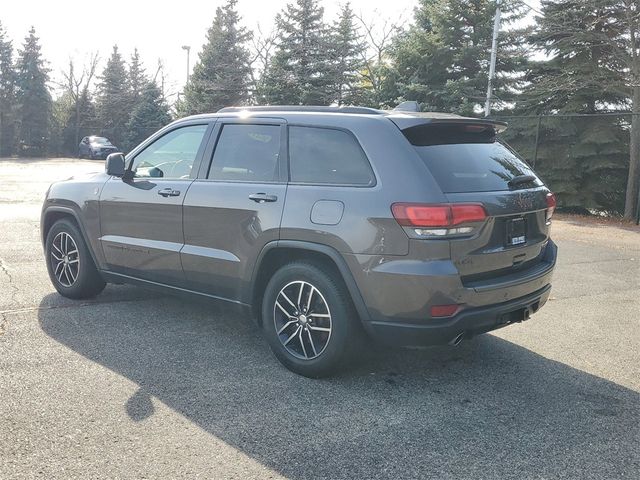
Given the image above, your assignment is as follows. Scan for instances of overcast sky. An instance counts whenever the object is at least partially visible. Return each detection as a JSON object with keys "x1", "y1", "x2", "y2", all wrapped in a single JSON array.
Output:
[{"x1": 2, "y1": 0, "x2": 540, "y2": 100}]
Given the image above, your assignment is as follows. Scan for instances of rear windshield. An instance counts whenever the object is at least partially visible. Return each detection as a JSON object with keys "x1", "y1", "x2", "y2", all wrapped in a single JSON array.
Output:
[{"x1": 405, "y1": 124, "x2": 543, "y2": 193}]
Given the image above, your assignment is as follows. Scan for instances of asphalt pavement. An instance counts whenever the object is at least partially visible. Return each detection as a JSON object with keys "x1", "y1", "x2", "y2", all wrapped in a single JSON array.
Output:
[{"x1": 1, "y1": 158, "x2": 638, "y2": 479}]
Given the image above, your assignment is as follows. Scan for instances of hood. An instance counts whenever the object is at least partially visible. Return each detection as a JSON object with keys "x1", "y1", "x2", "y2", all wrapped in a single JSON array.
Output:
[{"x1": 59, "y1": 170, "x2": 104, "y2": 183}]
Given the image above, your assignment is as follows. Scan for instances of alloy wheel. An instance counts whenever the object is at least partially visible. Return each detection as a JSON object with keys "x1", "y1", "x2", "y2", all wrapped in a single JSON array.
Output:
[
  {"x1": 50, "y1": 231, "x2": 80, "y2": 287},
  {"x1": 273, "y1": 280, "x2": 332, "y2": 360}
]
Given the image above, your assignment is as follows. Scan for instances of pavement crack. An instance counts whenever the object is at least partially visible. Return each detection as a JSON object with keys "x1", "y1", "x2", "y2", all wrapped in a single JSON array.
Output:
[
  {"x1": 564, "y1": 257, "x2": 639, "y2": 266},
  {"x1": 551, "y1": 286, "x2": 640, "y2": 302},
  {"x1": 0, "y1": 257, "x2": 19, "y2": 309},
  {"x1": 0, "y1": 295, "x2": 161, "y2": 317}
]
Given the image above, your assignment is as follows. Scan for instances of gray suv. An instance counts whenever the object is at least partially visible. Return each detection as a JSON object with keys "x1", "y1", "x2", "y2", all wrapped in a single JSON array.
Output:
[{"x1": 41, "y1": 106, "x2": 557, "y2": 377}]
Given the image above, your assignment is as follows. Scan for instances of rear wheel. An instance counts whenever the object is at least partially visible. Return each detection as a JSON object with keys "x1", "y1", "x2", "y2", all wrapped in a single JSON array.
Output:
[
  {"x1": 262, "y1": 262, "x2": 361, "y2": 377},
  {"x1": 45, "y1": 219, "x2": 106, "y2": 299}
]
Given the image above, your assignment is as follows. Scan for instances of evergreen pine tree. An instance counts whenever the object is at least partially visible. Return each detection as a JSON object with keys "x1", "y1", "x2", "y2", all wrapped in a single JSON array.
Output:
[
  {"x1": 15, "y1": 27, "x2": 52, "y2": 157},
  {"x1": 129, "y1": 48, "x2": 146, "y2": 105},
  {"x1": 0, "y1": 21, "x2": 16, "y2": 156},
  {"x1": 388, "y1": 0, "x2": 528, "y2": 115},
  {"x1": 506, "y1": 0, "x2": 631, "y2": 214},
  {"x1": 125, "y1": 81, "x2": 171, "y2": 149},
  {"x1": 328, "y1": 3, "x2": 364, "y2": 105},
  {"x1": 50, "y1": 93, "x2": 73, "y2": 156},
  {"x1": 96, "y1": 45, "x2": 129, "y2": 148},
  {"x1": 180, "y1": 0, "x2": 252, "y2": 114},
  {"x1": 260, "y1": 0, "x2": 332, "y2": 105}
]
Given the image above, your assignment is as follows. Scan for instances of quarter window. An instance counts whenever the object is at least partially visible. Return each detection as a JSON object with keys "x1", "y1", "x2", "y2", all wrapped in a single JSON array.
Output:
[
  {"x1": 208, "y1": 124, "x2": 281, "y2": 182},
  {"x1": 131, "y1": 124, "x2": 208, "y2": 179},
  {"x1": 289, "y1": 126, "x2": 374, "y2": 186}
]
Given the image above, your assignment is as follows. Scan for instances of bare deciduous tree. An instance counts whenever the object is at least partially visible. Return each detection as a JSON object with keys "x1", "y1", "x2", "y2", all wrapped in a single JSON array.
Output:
[
  {"x1": 60, "y1": 53, "x2": 99, "y2": 147},
  {"x1": 353, "y1": 10, "x2": 406, "y2": 106},
  {"x1": 249, "y1": 23, "x2": 279, "y2": 102}
]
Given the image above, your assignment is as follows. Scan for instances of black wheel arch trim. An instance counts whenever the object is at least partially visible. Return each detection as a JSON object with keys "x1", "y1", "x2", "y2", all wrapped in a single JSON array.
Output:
[
  {"x1": 41, "y1": 206, "x2": 101, "y2": 270},
  {"x1": 250, "y1": 240, "x2": 372, "y2": 324}
]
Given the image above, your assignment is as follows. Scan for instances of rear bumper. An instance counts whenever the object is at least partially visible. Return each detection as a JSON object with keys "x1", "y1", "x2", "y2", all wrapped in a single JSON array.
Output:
[
  {"x1": 344, "y1": 239, "x2": 557, "y2": 346},
  {"x1": 365, "y1": 284, "x2": 551, "y2": 346}
]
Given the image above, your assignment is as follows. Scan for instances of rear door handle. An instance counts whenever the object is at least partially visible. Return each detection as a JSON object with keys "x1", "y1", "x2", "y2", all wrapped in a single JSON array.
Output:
[
  {"x1": 158, "y1": 188, "x2": 181, "y2": 197},
  {"x1": 249, "y1": 193, "x2": 278, "y2": 203}
]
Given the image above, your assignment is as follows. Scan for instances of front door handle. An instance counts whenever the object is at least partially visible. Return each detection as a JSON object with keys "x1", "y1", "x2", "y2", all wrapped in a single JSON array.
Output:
[
  {"x1": 158, "y1": 188, "x2": 181, "y2": 197},
  {"x1": 249, "y1": 193, "x2": 278, "y2": 203}
]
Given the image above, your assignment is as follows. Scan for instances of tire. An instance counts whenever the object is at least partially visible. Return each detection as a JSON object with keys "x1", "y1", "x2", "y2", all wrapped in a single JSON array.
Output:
[
  {"x1": 262, "y1": 261, "x2": 362, "y2": 377},
  {"x1": 45, "y1": 218, "x2": 106, "y2": 299}
]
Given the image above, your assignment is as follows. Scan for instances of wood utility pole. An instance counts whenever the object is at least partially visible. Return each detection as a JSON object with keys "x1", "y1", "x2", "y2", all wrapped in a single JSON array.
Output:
[{"x1": 484, "y1": 0, "x2": 502, "y2": 117}]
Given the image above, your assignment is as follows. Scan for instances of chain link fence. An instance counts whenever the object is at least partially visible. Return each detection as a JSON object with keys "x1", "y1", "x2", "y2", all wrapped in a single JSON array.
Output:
[{"x1": 493, "y1": 113, "x2": 635, "y2": 217}]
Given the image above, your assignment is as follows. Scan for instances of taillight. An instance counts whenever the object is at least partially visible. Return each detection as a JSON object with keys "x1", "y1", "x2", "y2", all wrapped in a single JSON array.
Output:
[
  {"x1": 546, "y1": 192, "x2": 556, "y2": 223},
  {"x1": 450, "y1": 204, "x2": 487, "y2": 225},
  {"x1": 391, "y1": 203, "x2": 486, "y2": 237},
  {"x1": 391, "y1": 204, "x2": 450, "y2": 227}
]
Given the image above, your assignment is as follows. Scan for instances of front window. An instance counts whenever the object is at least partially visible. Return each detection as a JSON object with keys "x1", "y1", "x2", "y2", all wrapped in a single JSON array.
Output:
[{"x1": 131, "y1": 125, "x2": 208, "y2": 179}]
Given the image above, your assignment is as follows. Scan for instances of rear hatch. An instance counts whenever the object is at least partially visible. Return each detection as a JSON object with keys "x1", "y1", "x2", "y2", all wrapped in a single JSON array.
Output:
[{"x1": 392, "y1": 115, "x2": 553, "y2": 284}]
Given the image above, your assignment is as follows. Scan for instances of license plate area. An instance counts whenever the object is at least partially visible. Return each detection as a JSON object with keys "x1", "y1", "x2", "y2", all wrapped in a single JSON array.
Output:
[{"x1": 506, "y1": 217, "x2": 526, "y2": 246}]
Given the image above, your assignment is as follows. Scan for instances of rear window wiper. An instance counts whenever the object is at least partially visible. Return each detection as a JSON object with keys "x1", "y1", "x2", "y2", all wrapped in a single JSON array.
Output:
[{"x1": 508, "y1": 174, "x2": 536, "y2": 189}]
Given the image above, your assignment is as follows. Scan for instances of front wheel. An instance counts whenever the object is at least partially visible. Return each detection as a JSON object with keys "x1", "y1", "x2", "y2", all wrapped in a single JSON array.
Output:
[
  {"x1": 262, "y1": 262, "x2": 361, "y2": 377},
  {"x1": 45, "y1": 219, "x2": 106, "y2": 299}
]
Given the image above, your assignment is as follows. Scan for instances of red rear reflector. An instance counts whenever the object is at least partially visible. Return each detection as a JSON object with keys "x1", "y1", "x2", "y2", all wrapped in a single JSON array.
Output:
[
  {"x1": 392, "y1": 203, "x2": 486, "y2": 227},
  {"x1": 546, "y1": 192, "x2": 556, "y2": 220},
  {"x1": 430, "y1": 304, "x2": 461, "y2": 317}
]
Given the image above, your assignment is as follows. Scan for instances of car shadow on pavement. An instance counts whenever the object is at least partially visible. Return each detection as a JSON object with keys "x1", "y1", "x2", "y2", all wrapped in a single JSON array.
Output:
[{"x1": 38, "y1": 288, "x2": 639, "y2": 480}]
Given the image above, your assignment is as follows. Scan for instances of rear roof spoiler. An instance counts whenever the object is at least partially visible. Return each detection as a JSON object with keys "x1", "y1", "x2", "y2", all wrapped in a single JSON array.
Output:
[{"x1": 387, "y1": 113, "x2": 508, "y2": 133}]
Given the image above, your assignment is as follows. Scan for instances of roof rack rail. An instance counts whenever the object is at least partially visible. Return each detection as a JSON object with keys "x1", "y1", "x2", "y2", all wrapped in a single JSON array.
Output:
[{"x1": 217, "y1": 105, "x2": 384, "y2": 115}]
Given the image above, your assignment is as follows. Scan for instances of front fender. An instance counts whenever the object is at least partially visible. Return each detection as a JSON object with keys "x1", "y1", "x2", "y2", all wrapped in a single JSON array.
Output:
[{"x1": 41, "y1": 172, "x2": 110, "y2": 268}]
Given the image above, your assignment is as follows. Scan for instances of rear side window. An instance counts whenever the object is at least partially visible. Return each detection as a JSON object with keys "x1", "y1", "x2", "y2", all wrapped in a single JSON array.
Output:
[
  {"x1": 406, "y1": 124, "x2": 543, "y2": 193},
  {"x1": 289, "y1": 126, "x2": 375, "y2": 186},
  {"x1": 209, "y1": 124, "x2": 281, "y2": 182}
]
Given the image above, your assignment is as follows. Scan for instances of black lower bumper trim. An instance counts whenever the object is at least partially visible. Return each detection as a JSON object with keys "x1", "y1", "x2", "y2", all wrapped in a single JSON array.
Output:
[{"x1": 366, "y1": 284, "x2": 552, "y2": 347}]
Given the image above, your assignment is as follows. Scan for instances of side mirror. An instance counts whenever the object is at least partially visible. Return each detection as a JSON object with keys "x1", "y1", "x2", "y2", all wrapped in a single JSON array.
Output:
[{"x1": 105, "y1": 152, "x2": 126, "y2": 177}]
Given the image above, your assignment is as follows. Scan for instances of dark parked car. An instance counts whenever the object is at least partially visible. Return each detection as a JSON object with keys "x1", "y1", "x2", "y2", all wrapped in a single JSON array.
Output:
[
  {"x1": 41, "y1": 105, "x2": 557, "y2": 377},
  {"x1": 79, "y1": 136, "x2": 118, "y2": 159}
]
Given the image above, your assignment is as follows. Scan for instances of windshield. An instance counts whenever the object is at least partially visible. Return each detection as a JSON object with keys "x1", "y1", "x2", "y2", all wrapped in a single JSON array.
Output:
[
  {"x1": 405, "y1": 124, "x2": 543, "y2": 193},
  {"x1": 90, "y1": 137, "x2": 110, "y2": 144}
]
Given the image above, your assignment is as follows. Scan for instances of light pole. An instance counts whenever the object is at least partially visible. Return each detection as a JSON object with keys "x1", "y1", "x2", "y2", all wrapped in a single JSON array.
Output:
[
  {"x1": 181, "y1": 45, "x2": 191, "y2": 86},
  {"x1": 484, "y1": 0, "x2": 502, "y2": 117}
]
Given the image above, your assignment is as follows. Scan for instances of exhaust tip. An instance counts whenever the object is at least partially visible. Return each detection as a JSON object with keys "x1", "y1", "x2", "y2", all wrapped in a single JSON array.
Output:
[{"x1": 449, "y1": 331, "x2": 465, "y2": 346}]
